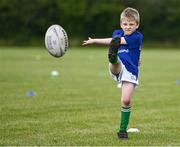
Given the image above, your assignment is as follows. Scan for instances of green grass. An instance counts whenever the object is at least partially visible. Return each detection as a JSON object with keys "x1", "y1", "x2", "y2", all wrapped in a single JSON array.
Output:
[{"x1": 0, "y1": 47, "x2": 180, "y2": 146}]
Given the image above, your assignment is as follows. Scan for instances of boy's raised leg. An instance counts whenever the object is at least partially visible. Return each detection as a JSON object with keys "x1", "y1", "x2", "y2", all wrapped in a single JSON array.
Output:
[{"x1": 108, "y1": 36, "x2": 121, "y2": 64}]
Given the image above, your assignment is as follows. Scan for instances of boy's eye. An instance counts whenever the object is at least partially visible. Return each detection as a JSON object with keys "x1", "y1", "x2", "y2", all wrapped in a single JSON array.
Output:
[
  {"x1": 129, "y1": 23, "x2": 135, "y2": 26},
  {"x1": 122, "y1": 22, "x2": 136, "y2": 26},
  {"x1": 123, "y1": 23, "x2": 128, "y2": 26}
]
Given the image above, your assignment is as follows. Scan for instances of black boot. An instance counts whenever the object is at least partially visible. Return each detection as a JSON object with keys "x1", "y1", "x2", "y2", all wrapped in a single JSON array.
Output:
[
  {"x1": 117, "y1": 130, "x2": 128, "y2": 139},
  {"x1": 108, "y1": 36, "x2": 121, "y2": 64}
]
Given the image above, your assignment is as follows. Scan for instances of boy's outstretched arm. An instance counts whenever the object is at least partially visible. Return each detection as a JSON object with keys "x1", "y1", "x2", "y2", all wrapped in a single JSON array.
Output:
[{"x1": 82, "y1": 37, "x2": 112, "y2": 45}]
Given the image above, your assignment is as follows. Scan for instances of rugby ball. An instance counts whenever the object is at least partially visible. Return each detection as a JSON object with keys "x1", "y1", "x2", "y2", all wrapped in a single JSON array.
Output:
[{"x1": 45, "y1": 24, "x2": 68, "y2": 57}]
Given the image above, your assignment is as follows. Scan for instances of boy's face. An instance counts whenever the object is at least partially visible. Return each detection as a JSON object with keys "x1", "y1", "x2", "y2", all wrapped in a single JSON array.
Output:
[{"x1": 120, "y1": 17, "x2": 139, "y2": 35}]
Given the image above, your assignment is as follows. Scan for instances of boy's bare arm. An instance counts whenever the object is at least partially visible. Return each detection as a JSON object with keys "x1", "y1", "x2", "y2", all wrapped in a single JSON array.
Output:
[{"x1": 82, "y1": 37, "x2": 112, "y2": 45}]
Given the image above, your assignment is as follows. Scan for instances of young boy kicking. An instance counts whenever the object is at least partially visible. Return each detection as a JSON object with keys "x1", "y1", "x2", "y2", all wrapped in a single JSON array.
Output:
[{"x1": 83, "y1": 7, "x2": 143, "y2": 139}]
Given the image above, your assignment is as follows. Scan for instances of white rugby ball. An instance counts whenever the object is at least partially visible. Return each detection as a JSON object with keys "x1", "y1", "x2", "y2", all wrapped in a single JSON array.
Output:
[{"x1": 45, "y1": 24, "x2": 68, "y2": 57}]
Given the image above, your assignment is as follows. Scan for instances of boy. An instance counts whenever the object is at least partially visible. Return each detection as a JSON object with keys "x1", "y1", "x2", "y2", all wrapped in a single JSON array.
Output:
[{"x1": 83, "y1": 7, "x2": 143, "y2": 139}]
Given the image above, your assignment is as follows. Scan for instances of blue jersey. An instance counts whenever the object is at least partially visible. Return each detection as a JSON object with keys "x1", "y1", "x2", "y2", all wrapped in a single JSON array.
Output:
[{"x1": 112, "y1": 29, "x2": 143, "y2": 78}]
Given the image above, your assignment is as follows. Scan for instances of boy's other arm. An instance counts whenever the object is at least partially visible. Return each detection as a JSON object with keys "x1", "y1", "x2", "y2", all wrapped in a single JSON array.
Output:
[{"x1": 82, "y1": 37, "x2": 112, "y2": 45}]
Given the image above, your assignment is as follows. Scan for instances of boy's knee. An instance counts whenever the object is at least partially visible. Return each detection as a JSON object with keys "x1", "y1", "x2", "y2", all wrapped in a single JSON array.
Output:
[
  {"x1": 121, "y1": 98, "x2": 131, "y2": 106},
  {"x1": 109, "y1": 63, "x2": 121, "y2": 74}
]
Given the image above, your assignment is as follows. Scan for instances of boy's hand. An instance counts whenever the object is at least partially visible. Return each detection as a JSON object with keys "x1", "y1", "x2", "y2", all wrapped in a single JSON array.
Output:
[
  {"x1": 82, "y1": 37, "x2": 95, "y2": 45},
  {"x1": 138, "y1": 60, "x2": 141, "y2": 66}
]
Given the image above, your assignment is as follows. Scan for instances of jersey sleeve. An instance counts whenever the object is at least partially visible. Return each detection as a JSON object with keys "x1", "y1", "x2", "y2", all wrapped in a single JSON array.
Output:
[
  {"x1": 112, "y1": 30, "x2": 122, "y2": 38},
  {"x1": 124, "y1": 33, "x2": 142, "y2": 49}
]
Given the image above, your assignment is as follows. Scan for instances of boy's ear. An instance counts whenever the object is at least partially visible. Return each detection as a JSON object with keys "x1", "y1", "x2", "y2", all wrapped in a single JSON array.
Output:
[
  {"x1": 136, "y1": 24, "x2": 139, "y2": 29},
  {"x1": 120, "y1": 22, "x2": 122, "y2": 27},
  {"x1": 136, "y1": 22, "x2": 139, "y2": 28}
]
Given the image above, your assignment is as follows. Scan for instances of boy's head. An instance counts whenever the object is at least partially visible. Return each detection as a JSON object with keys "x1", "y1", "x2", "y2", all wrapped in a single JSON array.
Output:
[{"x1": 120, "y1": 7, "x2": 140, "y2": 35}]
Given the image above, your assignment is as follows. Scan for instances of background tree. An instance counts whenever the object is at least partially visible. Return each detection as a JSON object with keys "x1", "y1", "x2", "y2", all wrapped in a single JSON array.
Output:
[{"x1": 0, "y1": 0, "x2": 180, "y2": 46}]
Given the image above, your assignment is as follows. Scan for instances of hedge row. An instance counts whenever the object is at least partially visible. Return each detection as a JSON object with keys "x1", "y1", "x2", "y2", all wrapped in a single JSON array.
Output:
[{"x1": 0, "y1": 0, "x2": 180, "y2": 45}]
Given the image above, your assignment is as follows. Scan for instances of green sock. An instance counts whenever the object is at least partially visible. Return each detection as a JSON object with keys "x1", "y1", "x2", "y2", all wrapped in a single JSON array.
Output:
[
  {"x1": 120, "y1": 106, "x2": 131, "y2": 131},
  {"x1": 109, "y1": 55, "x2": 118, "y2": 64}
]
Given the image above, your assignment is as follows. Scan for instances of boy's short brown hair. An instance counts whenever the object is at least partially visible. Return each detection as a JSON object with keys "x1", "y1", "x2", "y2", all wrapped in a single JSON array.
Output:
[{"x1": 120, "y1": 7, "x2": 140, "y2": 25}]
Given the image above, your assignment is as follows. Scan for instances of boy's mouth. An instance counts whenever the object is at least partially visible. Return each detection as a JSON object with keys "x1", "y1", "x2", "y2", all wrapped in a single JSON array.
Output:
[{"x1": 125, "y1": 30, "x2": 132, "y2": 33}]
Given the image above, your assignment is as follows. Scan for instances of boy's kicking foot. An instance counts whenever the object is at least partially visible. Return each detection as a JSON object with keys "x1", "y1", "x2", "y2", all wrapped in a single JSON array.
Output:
[{"x1": 108, "y1": 36, "x2": 121, "y2": 64}]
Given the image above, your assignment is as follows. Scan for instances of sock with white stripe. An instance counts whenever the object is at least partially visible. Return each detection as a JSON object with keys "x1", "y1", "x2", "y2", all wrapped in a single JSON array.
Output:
[{"x1": 120, "y1": 106, "x2": 131, "y2": 131}]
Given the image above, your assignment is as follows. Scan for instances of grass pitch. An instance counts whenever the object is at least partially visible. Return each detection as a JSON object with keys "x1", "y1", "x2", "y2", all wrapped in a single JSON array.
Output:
[{"x1": 0, "y1": 47, "x2": 180, "y2": 146}]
